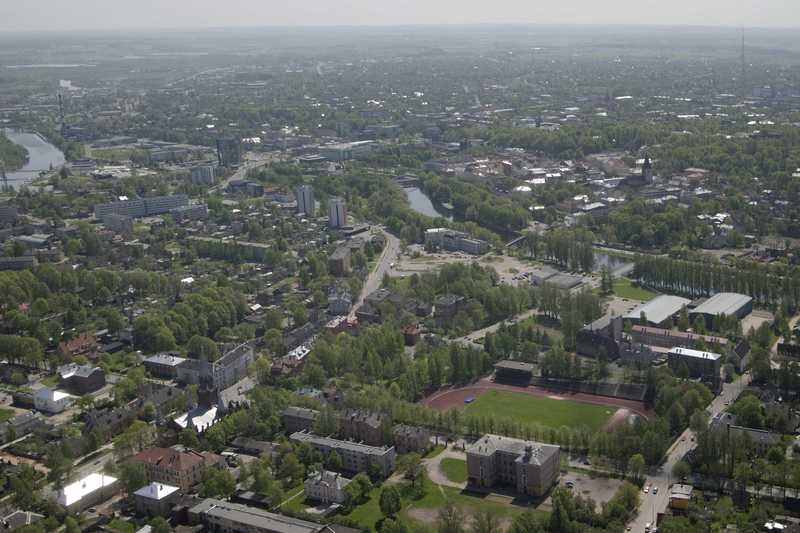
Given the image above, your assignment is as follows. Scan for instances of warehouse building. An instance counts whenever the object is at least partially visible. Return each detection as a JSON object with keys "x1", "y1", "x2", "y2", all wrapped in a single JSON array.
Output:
[
  {"x1": 624, "y1": 295, "x2": 691, "y2": 328},
  {"x1": 689, "y1": 292, "x2": 753, "y2": 323}
]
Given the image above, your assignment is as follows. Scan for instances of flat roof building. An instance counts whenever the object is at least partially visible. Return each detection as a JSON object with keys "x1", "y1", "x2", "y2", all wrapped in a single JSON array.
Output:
[
  {"x1": 667, "y1": 347, "x2": 722, "y2": 391},
  {"x1": 625, "y1": 295, "x2": 691, "y2": 327},
  {"x1": 290, "y1": 431, "x2": 396, "y2": 478},
  {"x1": 57, "y1": 473, "x2": 119, "y2": 512},
  {"x1": 690, "y1": 292, "x2": 753, "y2": 322},
  {"x1": 189, "y1": 498, "x2": 327, "y2": 533}
]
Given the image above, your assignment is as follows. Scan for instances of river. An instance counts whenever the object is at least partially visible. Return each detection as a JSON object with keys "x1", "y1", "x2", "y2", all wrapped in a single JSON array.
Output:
[
  {"x1": 594, "y1": 252, "x2": 634, "y2": 276},
  {"x1": 404, "y1": 187, "x2": 451, "y2": 220},
  {"x1": 3, "y1": 129, "x2": 65, "y2": 188}
]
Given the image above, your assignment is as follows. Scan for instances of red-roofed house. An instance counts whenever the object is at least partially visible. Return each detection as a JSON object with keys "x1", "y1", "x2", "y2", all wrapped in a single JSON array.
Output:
[
  {"x1": 132, "y1": 447, "x2": 224, "y2": 491},
  {"x1": 58, "y1": 333, "x2": 98, "y2": 358}
]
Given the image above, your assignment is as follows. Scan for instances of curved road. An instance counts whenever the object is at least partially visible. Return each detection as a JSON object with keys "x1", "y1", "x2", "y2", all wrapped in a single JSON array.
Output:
[{"x1": 349, "y1": 228, "x2": 400, "y2": 320}]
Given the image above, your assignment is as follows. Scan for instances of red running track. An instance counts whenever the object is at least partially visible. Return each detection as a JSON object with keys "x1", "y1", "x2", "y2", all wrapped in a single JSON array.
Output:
[{"x1": 421, "y1": 377, "x2": 652, "y2": 420}]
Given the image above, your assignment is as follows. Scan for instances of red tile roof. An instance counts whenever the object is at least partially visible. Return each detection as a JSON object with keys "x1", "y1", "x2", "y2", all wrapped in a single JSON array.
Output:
[{"x1": 132, "y1": 447, "x2": 219, "y2": 472}]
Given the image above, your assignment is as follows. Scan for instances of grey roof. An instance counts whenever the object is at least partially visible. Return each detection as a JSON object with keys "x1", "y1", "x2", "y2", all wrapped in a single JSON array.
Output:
[
  {"x1": 282, "y1": 406, "x2": 320, "y2": 420},
  {"x1": 305, "y1": 470, "x2": 351, "y2": 491},
  {"x1": 190, "y1": 498, "x2": 324, "y2": 533},
  {"x1": 690, "y1": 292, "x2": 752, "y2": 317},
  {"x1": 625, "y1": 295, "x2": 691, "y2": 325},
  {"x1": 342, "y1": 408, "x2": 384, "y2": 429},
  {"x1": 494, "y1": 360, "x2": 535, "y2": 373},
  {"x1": 290, "y1": 431, "x2": 394, "y2": 456},
  {"x1": 144, "y1": 354, "x2": 188, "y2": 367},
  {"x1": 546, "y1": 273, "x2": 583, "y2": 290},
  {"x1": 217, "y1": 343, "x2": 253, "y2": 366},
  {"x1": 466, "y1": 434, "x2": 560, "y2": 466},
  {"x1": 58, "y1": 363, "x2": 102, "y2": 379}
]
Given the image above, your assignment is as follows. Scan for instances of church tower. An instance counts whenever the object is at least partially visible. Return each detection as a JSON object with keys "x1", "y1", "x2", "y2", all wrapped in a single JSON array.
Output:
[{"x1": 642, "y1": 154, "x2": 653, "y2": 184}]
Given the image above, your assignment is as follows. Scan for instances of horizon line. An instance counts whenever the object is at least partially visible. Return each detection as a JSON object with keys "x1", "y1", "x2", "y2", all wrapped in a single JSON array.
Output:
[{"x1": 2, "y1": 21, "x2": 800, "y2": 35}]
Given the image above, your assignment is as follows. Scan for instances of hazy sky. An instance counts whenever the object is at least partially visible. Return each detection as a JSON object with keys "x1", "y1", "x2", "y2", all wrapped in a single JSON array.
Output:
[{"x1": 1, "y1": 0, "x2": 797, "y2": 32}]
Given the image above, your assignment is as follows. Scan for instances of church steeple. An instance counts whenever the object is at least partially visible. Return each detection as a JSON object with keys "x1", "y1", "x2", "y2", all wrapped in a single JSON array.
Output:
[{"x1": 642, "y1": 154, "x2": 653, "y2": 184}]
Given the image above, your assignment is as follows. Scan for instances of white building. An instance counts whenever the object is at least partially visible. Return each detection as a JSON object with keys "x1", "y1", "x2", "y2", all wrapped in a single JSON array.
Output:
[
  {"x1": 133, "y1": 482, "x2": 181, "y2": 516},
  {"x1": 328, "y1": 197, "x2": 348, "y2": 228},
  {"x1": 304, "y1": 470, "x2": 351, "y2": 505},
  {"x1": 295, "y1": 184, "x2": 315, "y2": 216},
  {"x1": 57, "y1": 473, "x2": 119, "y2": 512},
  {"x1": 34, "y1": 388, "x2": 74, "y2": 414}
]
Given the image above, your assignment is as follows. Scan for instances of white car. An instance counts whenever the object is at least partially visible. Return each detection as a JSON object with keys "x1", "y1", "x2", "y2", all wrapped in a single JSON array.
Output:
[{"x1": 643, "y1": 486, "x2": 649, "y2": 494}]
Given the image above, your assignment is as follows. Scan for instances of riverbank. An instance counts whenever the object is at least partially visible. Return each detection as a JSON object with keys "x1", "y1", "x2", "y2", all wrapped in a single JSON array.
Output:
[
  {"x1": 1, "y1": 129, "x2": 65, "y2": 188},
  {"x1": 0, "y1": 131, "x2": 29, "y2": 171}
]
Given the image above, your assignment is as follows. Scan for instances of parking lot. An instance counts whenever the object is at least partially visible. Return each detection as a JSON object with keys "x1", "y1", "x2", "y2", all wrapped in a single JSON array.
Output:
[{"x1": 548, "y1": 471, "x2": 628, "y2": 511}]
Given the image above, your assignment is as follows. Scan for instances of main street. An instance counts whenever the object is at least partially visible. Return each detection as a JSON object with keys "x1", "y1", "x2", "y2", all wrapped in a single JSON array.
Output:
[
  {"x1": 628, "y1": 372, "x2": 751, "y2": 532},
  {"x1": 348, "y1": 228, "x2": 400, "y2": 320}
]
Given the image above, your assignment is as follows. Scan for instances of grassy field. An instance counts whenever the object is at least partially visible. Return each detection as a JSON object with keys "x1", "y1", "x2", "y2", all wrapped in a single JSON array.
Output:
[
  {"x1": 611, "y1": 278, "x2": 657, "y2": 301},
  {"x1": 440, "y1": 458, "x2": 468, "y2": 483},
  {"x1": 465, "y1": 390, "x2": 613, "y2": 431},
  {"x1": 0, "y1": 408, "x2": 14, "y2": 423},
  {"x1": 342, "y1": 479, "x2": 532, "y2": 531}
]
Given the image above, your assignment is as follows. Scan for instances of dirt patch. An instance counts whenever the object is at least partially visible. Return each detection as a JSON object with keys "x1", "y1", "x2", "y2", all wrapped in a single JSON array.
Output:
[
  {"x1": 604, "y1": 407, "x2": 642, "y2": 431},
  {"x1": 407, "y1": 505, "x2": 513, "y2": 531}
]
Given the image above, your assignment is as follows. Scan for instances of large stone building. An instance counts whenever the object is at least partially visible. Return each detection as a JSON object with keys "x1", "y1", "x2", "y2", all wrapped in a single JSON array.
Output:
[
  {"x1": 339, "y1": 408, "x2": 387, "y2": 446},
  {"x1": 57, "y1": 364, "x2": 106, "y2": 394},
  {"x1": 304, "y1": 470, "x2": 351, "y2": 505},
  {"x1": 176, "y1": 343, "x2": 254, "y2": 390},
  {"x1": 132, "y1": 447, "x2": 225, "y2": 491},
  {"x1": 466, "y1": 434, "x2": 560, "y2": 497},
  {"x1": 328, "y1": 247, "x2": 351, "y2": 277},
  {"x1": 282, "y1": 406, "x2": 320, "y2": 434}
]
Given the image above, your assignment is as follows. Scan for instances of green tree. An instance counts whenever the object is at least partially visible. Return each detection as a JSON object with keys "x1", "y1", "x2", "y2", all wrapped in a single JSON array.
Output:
[
  {"x1": 379, "y1": 486, "x2": 402, "y2": 517},
  {"x1": 672, "y1": 460, "x2": 691, "y2": 481},
  {"x1": 186, "y1": 335, "x2": 220, "y2": 361},
  {"x1": 628, "y1": 453, "x2": 645, "y2": 484},
  {"x1": 471, "y1": 508, "x2": 499, "y2": 533},
  {"x1": 201, "y1": 468, "x2": 236, "y2": 499},
  {"x1": 436, "y1": 501, "x2": 464, "y2": 533},
  {"x1": 148, "y1": 517, "x2": 172, "y2": 533},
  {"x1": 64, "y1": 517, "x2": 80, "y2": 533},
  {"x1": 119, "y1": 461, "x2": 148, "y2": 495}
]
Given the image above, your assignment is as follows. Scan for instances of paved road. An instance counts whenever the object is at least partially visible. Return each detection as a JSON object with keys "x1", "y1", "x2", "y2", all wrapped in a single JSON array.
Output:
[
  {"x1": 209, "y1": 154, "x2": 273, "y2": 194},
  {"x1": 628, "y1": 372, "x2": 751, "y2": 532},
  {"x1": 349, "y1": 228, "x2": 400, "y2": 320}
]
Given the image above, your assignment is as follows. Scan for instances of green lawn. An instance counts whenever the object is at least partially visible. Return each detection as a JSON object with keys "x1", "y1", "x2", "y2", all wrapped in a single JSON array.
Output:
[
  {"x1": 342, "y1": 479, "x2": 533, "y2": 531},
  {"x1": 439, "y1": 458, "x2": 467, "y2": 483},
  {"x1": 40, "y1": 374, "x2": 59, "y2": 387},
  {"x1": 611, "y1": 278, "x2": 657, "y2": 301},
  {"x1": 465, "y1": 390, "x2": 613, "y2": 431},
  {"x1": 108, "y1": 519, "x2": 135, "y2": 533},
  {"x1": 0, "y1": 409, "x2": 14, "y2": 424},
  {"x1": 423, "y1": 444, "x2": 446, "y2": 459}
]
